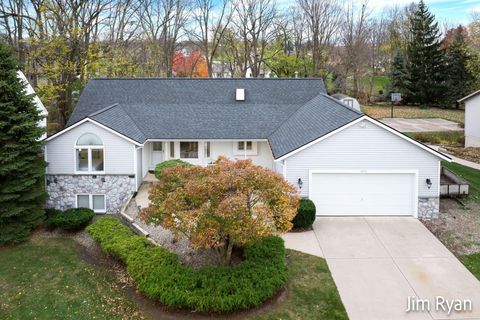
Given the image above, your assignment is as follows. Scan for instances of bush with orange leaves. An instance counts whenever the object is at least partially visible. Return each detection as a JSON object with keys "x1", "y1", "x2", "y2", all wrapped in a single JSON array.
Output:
[{"x1": 141, "y1": 157, "x2": 300, "y2": 265}]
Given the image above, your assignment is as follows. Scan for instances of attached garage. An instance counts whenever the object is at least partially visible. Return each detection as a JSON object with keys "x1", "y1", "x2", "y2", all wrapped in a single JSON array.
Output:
[
  {"x1": 277, "y1": 116, "x2": 452, "y2": 219},
  {"x1": 309, "y1": 171, "x2": 417, "y2": 216}
]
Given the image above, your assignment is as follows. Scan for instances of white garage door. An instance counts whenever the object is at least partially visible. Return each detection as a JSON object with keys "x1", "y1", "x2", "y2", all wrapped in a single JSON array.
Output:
[{"x1": 310, "y1": 172, "x2": 416, "y2": 216}]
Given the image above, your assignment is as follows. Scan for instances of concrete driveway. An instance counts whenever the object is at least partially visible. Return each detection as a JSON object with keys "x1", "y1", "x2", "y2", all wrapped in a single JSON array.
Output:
[
  {"x1": 283, "y1": 217, "x2": 480, "y2": 320},
  {"x1": 380, "y1": 118, "x2": 462, "y2": 132}
]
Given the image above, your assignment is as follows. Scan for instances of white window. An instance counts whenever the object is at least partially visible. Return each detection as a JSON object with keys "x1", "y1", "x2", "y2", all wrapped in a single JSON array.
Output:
[
  {"x1": 170, "y1": 141, "x2": 175, "y2": 158},
  {"x1": 205, "y1": 142, "x2": 211, "y2": 158},
  {"x1": 76, "y1": 194, "x2": 106, "y2": 213},
  {"x1": 234, "y1": 141, "x2": 258, "y2": 156},
  {"x1": 180, "y1": 142, "x2": 198, "y2": 158},
  {"x1": 75, "y1": 133, "x2": 104, "y2": 173},
  {"x1": 152, "y1": 142, "x2": 163, "y2": 151}
]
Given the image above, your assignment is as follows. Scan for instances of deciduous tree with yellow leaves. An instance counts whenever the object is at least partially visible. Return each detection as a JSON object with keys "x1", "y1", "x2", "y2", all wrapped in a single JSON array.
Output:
[{"x1": 141, "y1": 157, "x2": 299, "y2": 265}]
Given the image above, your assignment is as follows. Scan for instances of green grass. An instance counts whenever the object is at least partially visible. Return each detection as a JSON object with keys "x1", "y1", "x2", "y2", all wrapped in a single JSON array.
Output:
[
  {"x1": 405, "y1": 131, "x2": 464, "y2": 147},
  {"x1": 0, "y1": 238, "x2": 143, "y2": 320},
  {"x1": 0, "y1": 238, "x2": 347, "y2": 319},
  {"x1": 460, "y1": 253, "x2": 480, "y2": 280},
  {"x1": 251, "y1": 250, "x2": 348, "y2": 320},
  {"x1": 442, "y1": 161, "x2": 480, "y2": 202}
]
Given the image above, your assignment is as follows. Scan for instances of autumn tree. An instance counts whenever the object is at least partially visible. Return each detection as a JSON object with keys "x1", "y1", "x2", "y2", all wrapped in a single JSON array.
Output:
[
  {"x1": 141, "y1": 157, "x2": 299, "y2": 265},
  {"x1": 172, "y1": 50, "x2": 208, "y2": 77}
]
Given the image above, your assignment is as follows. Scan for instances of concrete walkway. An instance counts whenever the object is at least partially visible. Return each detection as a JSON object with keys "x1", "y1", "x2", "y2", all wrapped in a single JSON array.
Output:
[
  {"x1": 428, "y1": 145, "x2": 480, "y2": 170},
  {"x1": 283, "y1": 217, "x2": 480, "y2": 320},
  {"x1": 380, "y1": 118, "x2": 462, "y2": 132}
]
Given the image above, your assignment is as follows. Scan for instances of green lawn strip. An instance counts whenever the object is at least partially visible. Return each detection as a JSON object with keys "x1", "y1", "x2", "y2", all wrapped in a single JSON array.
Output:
[
  {"x1": 405, "y1": 131, "x2": 464, "y2": 147},
  {"x1": 442, "y1": 161, "x2": 480, "y2": 202},
  {"x1": 0, "y1": 238, "x2": 143, "y2": 320},
  {"x1": 251, "y1": 250, "x2": 348, "y2": 320},
  {"x1": 459, "y1": 253, "x2": 480, "y2": 281}
]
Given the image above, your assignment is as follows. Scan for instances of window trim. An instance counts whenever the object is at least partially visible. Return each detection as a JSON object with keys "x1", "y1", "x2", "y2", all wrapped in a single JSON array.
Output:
[
  {"x1": 179, "y1": 141, "x2": 199, "y2": 159},
  {"x1": 233, "y1": 140, "x2": 258, "y2": 156},
  {"x1": 74, "y1": 146, "x2": 105, "y2": 174},
  {"x1": 75, "y1": 194, "x2": 106, "y2": 213},
  {"x1": 74, "y1": 133, "x2": 105, "y2": 174}
]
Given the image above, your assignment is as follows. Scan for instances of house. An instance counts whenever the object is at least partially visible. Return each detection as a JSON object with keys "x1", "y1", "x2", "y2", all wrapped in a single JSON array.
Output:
[
  {"x1": 17, "y1": 71, "x2": 48, "y2": 139},
  {"x1": 459, "y1": 90, "x2": 480, "y2": 147},
  {"x1": 331, "y1": 93, "x2": 361, "y2": 112},
  {"x1": 44, "y1": 78, "x2": 450, "y2": 218}
]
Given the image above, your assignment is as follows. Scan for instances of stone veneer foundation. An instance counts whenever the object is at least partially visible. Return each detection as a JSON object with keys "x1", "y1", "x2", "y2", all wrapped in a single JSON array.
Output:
[
  {"x1": 46, "y1": 175, "x2": 136, "y2": 213},
  {"x1": 417, "y1": 197, "x2": 440, "y2": 219}
]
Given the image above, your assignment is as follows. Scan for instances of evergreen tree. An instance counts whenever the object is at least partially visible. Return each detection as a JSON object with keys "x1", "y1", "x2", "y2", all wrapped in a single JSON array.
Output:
[
  {"x1": 406, "y1": 0, "x2": 445, "y2": 105},
  {"x1": 443, "y1": 26, "x2": 474, "y2": 107},
  {"x1": 0, "y1": 41, "x2": 46, "y2": 244},
  {"x1": 389, "y1": 49, "x2": 411, "y2": 100}
]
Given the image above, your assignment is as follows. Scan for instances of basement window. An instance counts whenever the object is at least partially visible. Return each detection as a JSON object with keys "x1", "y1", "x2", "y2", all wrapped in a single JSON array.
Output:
[{"x1": 76, "y1": 194, "x2": 106, "y2": 213}]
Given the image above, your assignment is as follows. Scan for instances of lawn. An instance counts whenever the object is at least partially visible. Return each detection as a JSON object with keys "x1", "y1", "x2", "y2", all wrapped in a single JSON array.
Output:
[
  {"x1": 434, "y1": 162, "x2": 480, "y2": 281},
  {"x1": 0, "y1": 237, "x2": 347, "y2": 320},
  {"x1": 405, "y1": 131, "x2": 464, "y2": 147},
  {"x1": 252, "y1": 250, "x2": 348, "y2": 320},
  {"x1": 460, "y1": 253, "x2": 480, "y2": 280},
  {"x1": 442, "y1": 161, "x2": 480, "y2": 201},
  {"x1": 362, "y1": 104, "x2": 465, "y2": 124},
  {"x1": 0, "y1": 238, "x2": 144, "y2": 320}
]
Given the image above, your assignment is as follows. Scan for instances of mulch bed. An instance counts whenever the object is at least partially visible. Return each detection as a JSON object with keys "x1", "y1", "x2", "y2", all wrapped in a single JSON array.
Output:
[{"x1": 447, "y1": 147, "x2": 480, "y2": 164}]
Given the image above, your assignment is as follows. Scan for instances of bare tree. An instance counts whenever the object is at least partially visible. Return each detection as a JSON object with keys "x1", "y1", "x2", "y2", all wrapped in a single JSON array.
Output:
[
  {"x1": 138, "y1": 0, "x2": 187, "y2": 77},
  {"x1": 340, "y1": 1, "x2": 371, "y2": 97},
  {"x1": 190, "y1": 0, "x2": 233, "y2": 77},
  {"x1": 297, "y1": 0, "x2": 342, "y2": 77},
  {"x1": 232, "y1": 0, "x2": 277, "y2": 77}
]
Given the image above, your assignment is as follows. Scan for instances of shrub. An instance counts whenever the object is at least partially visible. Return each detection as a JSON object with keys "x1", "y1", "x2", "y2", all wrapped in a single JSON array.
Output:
[
  {"x1": 87, "y1": 217, "x2": 288, "y2": 312},
  {"x1": 292, "y1": 199, "x2": 316, "y2": 228},
  {"x1": 45, "y1": 208, "x2": 95, "y2": 231},
  {"x1": 154, "y1": 159, "x2": 191, "y2": 179}
]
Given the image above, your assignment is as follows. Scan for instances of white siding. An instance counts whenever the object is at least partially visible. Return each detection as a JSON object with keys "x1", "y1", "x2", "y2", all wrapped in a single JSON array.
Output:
[
  {"x1": 46, "y1": 121, "x2": 135, "y2": 175},
  {"x1": 143, "y1": 140, "x2": 275, "y2": 169},
  {"x1": 465, "y1": 95, "x2": 480, "y2": 147},
  {"x1": 284, "y1": 119, "x2": 440, "y2": 198},
  {"x1": 136, "y1": 147, "x2": 143, "y2": 187}
]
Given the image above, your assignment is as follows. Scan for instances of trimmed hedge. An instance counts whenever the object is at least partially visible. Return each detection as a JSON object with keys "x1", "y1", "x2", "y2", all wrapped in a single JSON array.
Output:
[
  {"x1": 45, "y1": 208, "x2": 95, "y2": 231},
  {"x1": 154, "y1": 159, "x2": 191, "y2": 179},
  {"x1": 292, "y1": 199, "x2": 316, "y2": 228},
  {"x1": 86, "y1": 217, "x2": 288, "y2": 312}
]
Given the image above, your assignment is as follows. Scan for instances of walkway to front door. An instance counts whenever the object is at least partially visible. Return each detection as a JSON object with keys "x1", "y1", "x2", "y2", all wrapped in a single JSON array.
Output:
[{"x1": 283, "y1": 217, "x2": 480, "y2": 320}]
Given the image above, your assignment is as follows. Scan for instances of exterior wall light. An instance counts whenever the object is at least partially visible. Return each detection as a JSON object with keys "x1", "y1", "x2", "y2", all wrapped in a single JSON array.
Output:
[
  {"x1": 297, "y1": 178, "x2": 303, "y2": 189},
  {"x1": 426, "y1": 178, "x2": 432, "y2": 189}
]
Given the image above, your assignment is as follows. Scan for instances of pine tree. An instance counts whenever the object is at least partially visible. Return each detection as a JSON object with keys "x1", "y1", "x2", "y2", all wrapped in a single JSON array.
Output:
[
  {"x1": 406, "y1": 0, "x2": 445, "y2": 105},
  {"x1": 443, "y1": 26, "x2": 474, "y2": 107},
  {"x1": 0, "y1": 41, "x2": 46, "y2": 244},
  {"x1": 389, "y1": 49, "x2": 411, "y2": 100}
]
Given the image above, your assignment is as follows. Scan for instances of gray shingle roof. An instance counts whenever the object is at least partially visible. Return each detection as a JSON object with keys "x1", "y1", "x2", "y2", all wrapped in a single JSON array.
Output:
[{"x1": 66, "y1": 78, "x2": 363, "y2": 158}]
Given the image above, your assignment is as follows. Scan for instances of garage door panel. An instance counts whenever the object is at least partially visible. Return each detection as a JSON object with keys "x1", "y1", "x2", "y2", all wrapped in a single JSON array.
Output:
[{"x1": 310, "y1": 172, "x2": 416, "y2": 216}]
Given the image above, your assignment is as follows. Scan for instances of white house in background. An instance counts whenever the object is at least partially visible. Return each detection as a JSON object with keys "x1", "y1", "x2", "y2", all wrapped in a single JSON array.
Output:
[
  {"x1": 331, "y1": 93, "x2": 361, "y2": 112},
  {"x1": 17, "y1": 71, "x2": 48, "y2": 139},
  {"x1": 44, "y1": 78, "x2": 450, "y2": 218},
  {"x1": 459, "y1": 90, "x2": 480, "y2": 147}
]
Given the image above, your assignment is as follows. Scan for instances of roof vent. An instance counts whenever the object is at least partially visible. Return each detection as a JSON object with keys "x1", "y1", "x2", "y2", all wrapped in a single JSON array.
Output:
[{"x1": 236, "y1": 88, "x2": 245, "y2": 101}]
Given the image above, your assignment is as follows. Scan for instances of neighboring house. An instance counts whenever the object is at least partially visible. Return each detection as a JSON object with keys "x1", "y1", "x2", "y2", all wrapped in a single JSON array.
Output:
[
  {"x1": 331, "y1": 93, "x2": 361, "y2": 112},
  {"x1": 44, "y1": 78, "x2": 449, "y2": 218},
  {"x1": 459, "y1": 90, "x2": 480, "y2": 147},
  {"x1": 17, "y1": 71, "x2": 48, "y2": 139}
]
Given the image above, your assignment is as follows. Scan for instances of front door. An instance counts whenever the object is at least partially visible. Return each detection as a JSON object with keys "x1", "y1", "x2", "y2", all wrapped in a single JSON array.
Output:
[{"x1": 150, "y1": 142, "x2": 164, "y2": 170}]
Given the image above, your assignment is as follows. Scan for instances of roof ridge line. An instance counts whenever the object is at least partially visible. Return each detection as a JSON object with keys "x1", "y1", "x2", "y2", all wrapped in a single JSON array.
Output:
[
  {"x1": 116, "y1": 104, "x2": 148, "y2": 139},
  {"x1": 320, "y1": 93, "x2": 364, "y2": 115},
  {"x1": 266, "y1": 93, "x2": 325, "y2": 139},
  {"x1": 88, "y1": 103, "x2": 119, "y2": 117}
]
